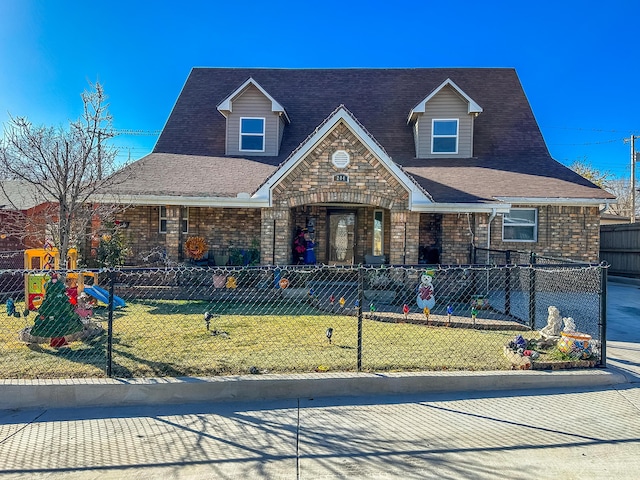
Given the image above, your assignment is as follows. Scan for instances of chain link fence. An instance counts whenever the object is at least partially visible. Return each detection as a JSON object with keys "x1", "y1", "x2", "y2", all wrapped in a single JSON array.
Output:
[{"x1": 0, "y1": 261, "x2": 606, "y2": 379}]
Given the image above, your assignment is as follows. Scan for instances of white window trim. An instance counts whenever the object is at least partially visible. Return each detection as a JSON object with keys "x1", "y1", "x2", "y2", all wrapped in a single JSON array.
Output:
[
  {"x1": 431, "y1": 118, "x2": 459, "y2": 154},
  {"x1": 502, "y1": 208, "x2": 538, "y2": 242},
  {"x1": 239, "y1": 117, "x2": 265, "y2": 153},
  {"x1": 159, "y1": 206, "x2": 167, "y2": 234},
  {"x1": 181, "y1": 206, "x2": 189, "y2": 234},
  {"x1": 373, "y1": 209, "x2": 384, "y2": 256}
]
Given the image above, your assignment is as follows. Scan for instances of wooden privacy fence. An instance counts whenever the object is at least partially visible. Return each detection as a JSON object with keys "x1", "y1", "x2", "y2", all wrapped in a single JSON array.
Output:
[{"x1": 600, "y1": 223, "x2": 640, "y2": 277}]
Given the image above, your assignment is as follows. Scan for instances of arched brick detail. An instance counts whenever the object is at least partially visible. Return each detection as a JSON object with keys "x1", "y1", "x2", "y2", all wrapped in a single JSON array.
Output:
[{"x1": 283, "y1": 191, "x2": 397, "y2": 209}]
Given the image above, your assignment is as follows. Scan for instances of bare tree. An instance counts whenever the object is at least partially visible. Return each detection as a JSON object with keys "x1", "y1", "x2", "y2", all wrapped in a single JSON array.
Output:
[
  {"x1": 0, "y1": 81, "x2": 126, "y2": 263},
  {"x1": 568, "y1": 157, "x2": 636, "y2": 218},
  {"x1": 569, "y1": 158, "x2": 614, "y2": 189},
  {"x1": 605, "y1": 178, "x2": 636, "y2": 218}
]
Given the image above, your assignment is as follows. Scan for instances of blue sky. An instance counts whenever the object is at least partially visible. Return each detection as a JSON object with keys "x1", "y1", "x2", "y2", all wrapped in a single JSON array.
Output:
[{"x1": 1, "y1": 0, "x2": 638, "y2": 179}]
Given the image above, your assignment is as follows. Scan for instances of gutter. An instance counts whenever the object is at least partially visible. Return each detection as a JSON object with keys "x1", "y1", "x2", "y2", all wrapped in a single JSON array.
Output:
[
  {"x1": 493, "y1": 197, "x2": 613, "y2": 206},
  {"x1": 487, "y1": 208, "x2": 498, "y2": 250},
  {"x1": 90, "y1": 194, "x2": 270, "y2": 208},
  {"x1": 411, "y1": 202, "x2": 511, "y2": 214}
]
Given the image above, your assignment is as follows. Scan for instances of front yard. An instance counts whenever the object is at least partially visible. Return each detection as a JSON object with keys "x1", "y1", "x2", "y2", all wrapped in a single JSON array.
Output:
[{"x1": 0, "y1": 299, "x2": 592, "y2": 379}]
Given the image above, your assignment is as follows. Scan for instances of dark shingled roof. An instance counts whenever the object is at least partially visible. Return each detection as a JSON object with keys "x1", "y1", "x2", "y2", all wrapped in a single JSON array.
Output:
[{"x1": 118, "y1": 68, "x2": 612, "y2": 203}]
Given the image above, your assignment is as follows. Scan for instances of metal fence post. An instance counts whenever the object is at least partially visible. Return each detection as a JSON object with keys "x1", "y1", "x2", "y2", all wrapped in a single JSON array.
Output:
[
  {"x1": 106, "y1": 270, "x2": 115, "y2": 377},
  {"x1": 599, "y1": 265, "x2": 608, "y2": 367},
  {"x1": 505, "y1": 250, "x2": 511, "y2": 316},
  {"x1": 357, "y1": 266, "x2": 363, "y2": 372},
  {"x1": 529, "y1": 252, "x2": 536, "y2": 329}
]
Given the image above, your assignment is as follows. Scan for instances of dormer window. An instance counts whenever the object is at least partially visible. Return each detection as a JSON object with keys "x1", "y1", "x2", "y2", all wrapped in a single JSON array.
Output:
[
  {"x1": 218, "y1": 78, "x2": 289, "y2": 156},
  {"x1": 409, "y1": 78, "x2": 481, "y2": 159},
  {"x1": 240, "y1": 117, "x2": 265, "y2": 152},
  {"x1": 432, "y1": 119, "x2": 458, "y2": 154}
]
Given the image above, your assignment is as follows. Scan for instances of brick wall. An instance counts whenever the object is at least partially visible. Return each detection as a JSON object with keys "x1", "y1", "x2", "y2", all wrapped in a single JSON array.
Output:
[
  {"x1": 488, "y1": 205, "x2": 600, "y2": 262},
  {"x1": 120, "y1": 206, "x2": 261, "y2": 264}
]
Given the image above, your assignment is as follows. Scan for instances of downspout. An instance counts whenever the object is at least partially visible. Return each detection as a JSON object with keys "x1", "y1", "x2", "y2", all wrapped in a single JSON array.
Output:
[{"x1": 487, "y1": 208, "x2": 498, "y2": 263}]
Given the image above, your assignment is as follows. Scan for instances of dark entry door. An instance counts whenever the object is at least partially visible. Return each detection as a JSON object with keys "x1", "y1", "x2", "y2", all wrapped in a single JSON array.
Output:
[{"x1": 327, "y1": 211, "x2": 356, "y2": 264}]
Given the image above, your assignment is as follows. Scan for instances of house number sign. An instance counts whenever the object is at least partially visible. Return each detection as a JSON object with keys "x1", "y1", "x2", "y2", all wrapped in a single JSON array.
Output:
[{"x1": 333, "y1": 174, "x2": 349, "y2": 183}]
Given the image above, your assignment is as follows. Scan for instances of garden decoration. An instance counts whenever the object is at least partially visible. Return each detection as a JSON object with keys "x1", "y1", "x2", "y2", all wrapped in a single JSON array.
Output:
[
  {"x1": 329, "y1": 294, "x2": 335, "y2": 305},
  {"x1": 185, "y1": 236, "x2": 208, "y2": 261},
  {"x1": 369, "y1": 302, "x2": 376, "y2": 312},
  {"x1": 225, "y1": 276, "x2": 237, "y2": 289},
  {"x1": 416, "y1": 270, "x2": 436, "y2": 311},
  {"x1": 354, "y1": 299, "x2": 359, "y2": 308},
  {"x1": 326, "y1": 327, "x2": 333, "y2": 344},
  {"x1": 540, "y1": 306, "x2": 563, "y2": 339},
  {"x1": 403, "y1": 303, "x2": 409, "y2": 320},
  {"x1": 21, "y1": 274, "x2": 87, "y2": 347},
  {"x1": 557, "y1": 331, "x2": 593, "y2": 359},
  {"x1": 204, "y1": 311, "x2": 213, "y2": 331},
  {"x1": 471, "y1": 306, "x2": 478, "y2": 326},
  {"x1": 278, "y1": 278, "x2": 289, "y2": 289},
  {"x1": 6, "y1": 298, "x2": 21, "y2": 318},
  {"x1": 423, "y1": 306, "x2": 430, "y2": 322},
  {"x1": 339, "y1": 297, "x2": 346, "y2": 308},
  {"x1": 447, "y1": 304, "x2": 453, "y2": 325},
  {"x1": 303, "y1": 230, "x2": 316, "y2": 265}
]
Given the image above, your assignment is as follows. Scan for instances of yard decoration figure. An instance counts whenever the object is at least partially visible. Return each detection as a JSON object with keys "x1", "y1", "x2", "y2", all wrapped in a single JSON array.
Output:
[
  {"x1": 29, "y1": 274, "x2": 85, "y2": 347},
  {"x1": 303, "y1": 230, "x2": 316, "y2": 265},
  {"x1": 540, "y1": 306, "x2": 563, "y2": 339},
  {"x1": 292, "y1": 227, "x2": 306, "y2": 265},
  {"x1": 471, "y1": 306, "x2": 478, "y2": 327},
  {"x1": 417, "y1": 270, "x2": 436, "y2": 312},
  {"x1": 447, "y1": 304, "x2": 453, "y2": 326},
  {"x1": 339, "y1": 297, "x2": 346, "y2": 308},
  {"x1": 423, "y1": 306, "x2": 430, "y2": 323},
  {"x1": 403, "y1": 303, "x2": 409, "y2": 320},
  {"x1": 326, "y1": 327, "x2": 333, "y2": 344}
]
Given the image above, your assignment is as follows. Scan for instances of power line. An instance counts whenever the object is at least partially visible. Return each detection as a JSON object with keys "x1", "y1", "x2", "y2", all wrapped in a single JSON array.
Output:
[
  {"x1": 549, "y1": 139, "x2": 624, "y2": 146},
  {"x1": 543, "y1": 126, "x2": 640, "y2": 134},
  {"x1": 109, "y1": 129, "x2": 162, "y2": 136}
]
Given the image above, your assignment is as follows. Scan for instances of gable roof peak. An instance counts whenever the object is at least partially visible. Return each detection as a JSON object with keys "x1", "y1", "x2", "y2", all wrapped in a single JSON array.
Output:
[
  {"x1": 408, "y1": 78, "x2": 483, "y2": 124},
  {"x1": 216, "y1": 76, "x2": 290, "y2": 122}
]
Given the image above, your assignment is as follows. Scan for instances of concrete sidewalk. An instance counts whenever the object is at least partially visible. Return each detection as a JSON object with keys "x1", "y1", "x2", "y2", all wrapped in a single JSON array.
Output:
[{"x1": 0, "y1": 279, "x2": 638, "y2": 479}]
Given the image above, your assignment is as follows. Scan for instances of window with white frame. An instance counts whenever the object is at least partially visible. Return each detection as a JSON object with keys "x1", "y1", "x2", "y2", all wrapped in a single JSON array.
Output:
[
  {"x1": 239, "y1": 117, "x2": 265, "y2": 152},
  {"x1": 502, "y1": 208, "x2": 537, "y2": 242},
  {"x1": 181, "y1": 206, "x2": 189, "y2": 234},
  {"x1": 159, "y1": 206, "x2": 167, "y2": 234},
  {"x1": 373, "y1": 210, "x2": 384, "y2": 256},
  {"x1": 431, "y1": 119, "x2": 458, "y2": 154}
]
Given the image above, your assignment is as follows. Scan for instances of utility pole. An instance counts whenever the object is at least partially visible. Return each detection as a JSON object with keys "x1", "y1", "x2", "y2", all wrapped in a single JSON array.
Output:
[{"x1": 626, "y1": 135, "x2": 640, "y2": 223}]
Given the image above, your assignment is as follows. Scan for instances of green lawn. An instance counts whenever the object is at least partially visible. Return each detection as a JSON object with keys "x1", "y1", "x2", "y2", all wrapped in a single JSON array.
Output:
[{"x1": 1, "y1": 299, "x2": 527, "y2": 379}]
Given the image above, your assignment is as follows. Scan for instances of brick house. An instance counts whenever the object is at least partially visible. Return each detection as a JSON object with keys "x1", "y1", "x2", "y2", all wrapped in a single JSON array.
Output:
[{"x1": 99, "y1": 68, "x2": 614, "y2": 265}]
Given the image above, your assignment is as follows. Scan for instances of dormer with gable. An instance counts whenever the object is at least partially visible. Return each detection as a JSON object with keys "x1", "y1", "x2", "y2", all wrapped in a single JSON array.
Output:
[
  {"x1": 408, "y1": 78, "x2": 482, "y2": 159},
  {"x1": 217, "y1": 78, "x2": 290, "y2": 156}
]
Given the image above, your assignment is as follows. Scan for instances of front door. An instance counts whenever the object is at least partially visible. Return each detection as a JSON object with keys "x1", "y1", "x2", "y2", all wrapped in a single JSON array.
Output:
[{"x1": 327, "y1": 211, "x2": 356, "y2": 264}]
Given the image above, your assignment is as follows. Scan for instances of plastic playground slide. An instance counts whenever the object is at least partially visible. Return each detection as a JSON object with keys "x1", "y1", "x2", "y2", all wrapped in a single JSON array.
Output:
[{"x1": 84, "y1": 285, "x2": 126, "y2": 308}]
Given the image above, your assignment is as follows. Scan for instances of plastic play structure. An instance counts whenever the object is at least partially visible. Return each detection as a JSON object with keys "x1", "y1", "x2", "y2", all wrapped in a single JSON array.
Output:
[{"x1": 24, "y1": 245, "x2": 125, "y2": 311}]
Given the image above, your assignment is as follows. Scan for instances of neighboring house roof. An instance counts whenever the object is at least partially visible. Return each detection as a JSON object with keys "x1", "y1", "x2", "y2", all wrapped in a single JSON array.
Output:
[
  {"x1": 106, "y1": 68, "x2": 614, "y2": 207},
  {"x1": 0, "y1": 180, "x2": 48, "y2": 210},
  {"x1": 601, "y1": 213, "x2": 631, "y2": 224}
]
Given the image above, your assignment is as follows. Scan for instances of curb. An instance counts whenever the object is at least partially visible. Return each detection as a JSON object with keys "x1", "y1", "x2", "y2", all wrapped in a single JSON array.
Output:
[{"x1": 0, "y1": 368, "x2": 628, "y2": 410}]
